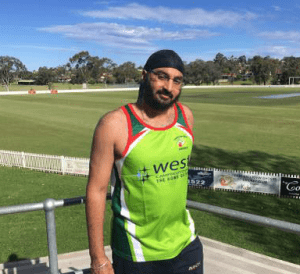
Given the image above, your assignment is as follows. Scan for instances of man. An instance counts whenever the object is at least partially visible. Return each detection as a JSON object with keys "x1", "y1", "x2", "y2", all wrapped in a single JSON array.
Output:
[{"x1": 86, "y1": 50, "x2": 203, "y2": 274}]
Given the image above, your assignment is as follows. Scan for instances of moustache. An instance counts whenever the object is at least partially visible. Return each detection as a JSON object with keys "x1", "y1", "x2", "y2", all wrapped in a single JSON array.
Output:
[{"x1": 158, "y1": 88, "x2": 173, "y2": 99}]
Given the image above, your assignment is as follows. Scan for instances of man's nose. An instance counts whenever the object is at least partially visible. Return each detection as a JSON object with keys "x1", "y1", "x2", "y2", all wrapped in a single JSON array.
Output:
[{"x1": 163, "y1": 78, "x2": 175, "y2": 93}]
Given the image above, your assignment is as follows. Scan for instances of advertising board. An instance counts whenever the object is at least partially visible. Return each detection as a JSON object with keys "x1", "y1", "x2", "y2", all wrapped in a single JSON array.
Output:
[
  {"x1": 64, "y1": 158, "x2": 89, "y2": 175},
  {"x1": 281, "y1": 177, "x2": 300, "y2": 197},
  {"x1": 214, "y1": 170, "x2": 280, "y2": 194},
  {"x1": 188, "y1": 169, "x2": 214, "y2": 187}
]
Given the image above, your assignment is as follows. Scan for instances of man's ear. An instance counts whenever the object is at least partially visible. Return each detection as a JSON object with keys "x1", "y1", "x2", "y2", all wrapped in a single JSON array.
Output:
[{"x1": 142, "y1": 70, "x2": 147, "y2": 81}]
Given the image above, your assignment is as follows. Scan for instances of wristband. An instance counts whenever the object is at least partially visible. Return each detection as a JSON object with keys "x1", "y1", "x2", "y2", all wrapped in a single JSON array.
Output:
[{"x1": 91, "y1": 260, "x2": 109, "y2": 270}]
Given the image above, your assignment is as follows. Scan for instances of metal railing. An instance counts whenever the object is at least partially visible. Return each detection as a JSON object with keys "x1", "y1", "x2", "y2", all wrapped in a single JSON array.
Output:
[
  {"x1": 186, "y1": 200, "x2": 300, "y2": 235},
  {"x1": 0, "y1": 196, "x2": 86, "y2": 274},
  {"x1": 1, "y1": 195, "x2": 300, "y2": 274}
]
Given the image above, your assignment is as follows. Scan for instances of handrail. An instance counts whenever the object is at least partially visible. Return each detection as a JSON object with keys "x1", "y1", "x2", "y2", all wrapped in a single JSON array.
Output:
[
  {"x1": 1, "y1": 196, "x2": 86, "y2": 274},
  {"x1": 1, "y1": 195, "x2": 300, "y2": 274},
  {"x1": 186, "y1": 200, "x2": 300, "y2": 235}
]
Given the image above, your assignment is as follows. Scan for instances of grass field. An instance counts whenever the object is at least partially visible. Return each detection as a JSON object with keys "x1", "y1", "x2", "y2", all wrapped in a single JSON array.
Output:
[
  {"x1": 0, "y1": 87, "x2": 300, "y2": 264},
  {"x1": 0, "y1": 83, "x2": 107, "y2": 92},
  {"x1": 0, "y1": 80, "x2": 254, "y2": 92},
  {"x1": 0, "y1": 87, "x2": 299, "y2": 174}
]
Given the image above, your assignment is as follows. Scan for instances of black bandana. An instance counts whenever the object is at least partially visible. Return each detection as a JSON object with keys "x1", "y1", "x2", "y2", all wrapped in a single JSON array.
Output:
[{"x1": 144, "y1": 50, "x2": 184, "y2": 74}]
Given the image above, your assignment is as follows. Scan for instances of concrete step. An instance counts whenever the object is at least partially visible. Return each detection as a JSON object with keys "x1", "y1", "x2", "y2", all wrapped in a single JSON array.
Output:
[{"x1": 201, "y1": 237, "x2": 300, "y2": 274}]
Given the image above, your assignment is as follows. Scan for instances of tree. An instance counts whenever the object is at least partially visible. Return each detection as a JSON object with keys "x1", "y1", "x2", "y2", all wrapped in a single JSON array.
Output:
[
  {"x1": 238, "y1": 55, "x2": 247, "y2": 65},
  {"x1": 226, "y1": 56, "x2": 239, "y2": 84},
  {"x1": 214, "y1": 53, "x2": 227, "y2": 69},
  {"x1": 88, "y1": 57, "x2": 115, "y2": 85},
  {"x1": 20, "y1": 70, "x2": 33, "y2": 80},
  {"x1": 113, "y1": 62, "x2": 140, "y2": 84},
  {"x1": 35, "y1": 67, "x2": 56, "y2": 86},
  {"x1": 69, "y1": 51, "x2": 92, "y2": 84},
  {"x1": 184, "y1": 59, "x2": 206, "y2": 85},
  {"x1": 53, "y1": 65, "x2": 69, "y2": 82},
  {"x1": 0, "y1": 56, "x2": 27, "y2": 91},
  {"x1": 279, "y1": 57, "x2": 300, "y2": 84},
  {"x1": 205, "y1": 61, "x2": 222, "y2": 85},
  {"x1": 250, "y1": 56, "x2": 277, "y2": 85},
  {"x1": 68, "y1": 51, "x2": 117, "y2": 85}
]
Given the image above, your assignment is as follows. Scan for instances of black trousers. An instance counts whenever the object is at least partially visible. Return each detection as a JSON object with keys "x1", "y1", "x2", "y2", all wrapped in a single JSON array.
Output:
[{"x1": 113, "y1": 237, "x2": 203, "y2": 274}]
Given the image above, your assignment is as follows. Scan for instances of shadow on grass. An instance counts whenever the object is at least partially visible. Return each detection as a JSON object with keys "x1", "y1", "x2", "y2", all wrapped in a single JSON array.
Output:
[
  {"x1": 188, "y1": 181, "x2": 300, "y2": 264},
  {"x1": 188, "y1": 189, "x2": 299, "y2": 222},
  {"x1": 231, "y1": 219, "x2": 300, "y2": 265},
  {"x1": 190, "y1": 144, "x2": 300, "y2": 175},
  {"x1": 192, "y1": 209, "x2": 300, "y2": 265}
]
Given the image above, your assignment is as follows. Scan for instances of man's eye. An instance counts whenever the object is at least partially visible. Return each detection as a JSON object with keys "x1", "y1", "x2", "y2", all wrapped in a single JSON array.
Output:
[
  {"x1": 174, "y1": 78, "x2": 183, "y2": 85},
  {"x1": 157, "y1": 73, "x2": 168, "y2": 80}
]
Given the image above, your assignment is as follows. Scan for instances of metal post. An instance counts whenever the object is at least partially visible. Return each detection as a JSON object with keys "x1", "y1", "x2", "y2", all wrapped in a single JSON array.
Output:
[{"x1": 44, "y1": 198, "x2": 60, "y2": 274}]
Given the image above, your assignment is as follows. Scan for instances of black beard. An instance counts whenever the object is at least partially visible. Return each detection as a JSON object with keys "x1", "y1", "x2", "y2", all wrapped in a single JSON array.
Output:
[{"x1": 141, "y1": 77, "x2": 181, "y2": 111}]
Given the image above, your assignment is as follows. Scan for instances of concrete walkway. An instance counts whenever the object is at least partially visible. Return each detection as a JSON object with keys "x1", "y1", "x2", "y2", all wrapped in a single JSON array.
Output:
[
  {"x1": 1, "y1": 237, "x2": 300, "y2": 274},
  {"x1": 0, "y1": 84, "x2": 297, "y2": 97}
]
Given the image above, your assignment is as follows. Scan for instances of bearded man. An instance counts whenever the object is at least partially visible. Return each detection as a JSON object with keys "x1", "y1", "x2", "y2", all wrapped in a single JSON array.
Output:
[{"x1": 86, "y1": 50, "x2": 203, "y2": 274}]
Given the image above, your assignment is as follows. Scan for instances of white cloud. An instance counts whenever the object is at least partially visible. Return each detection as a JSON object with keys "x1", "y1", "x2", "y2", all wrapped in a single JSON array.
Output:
[
  {"x1": 39, "y1": 22, "x2": 220, "y2": 51},
  {"x1": 272, "y1": 6, "x2": 281, "y2": 11},
  {"x1": 258, "y1": 31, "x2": 300, "y2": 42},
  {"x1": 81, "y1": 3, "x2": 257, "y2": 27},
  {"x1": 94, "y1": 1, "x2": 118, "y2": 5},
  {"x1": 8, "y1": 45, "x2": 78, "y2": 52},
  {"x1": 251, "y1": 45, "x2": 300, "y2": 59}
]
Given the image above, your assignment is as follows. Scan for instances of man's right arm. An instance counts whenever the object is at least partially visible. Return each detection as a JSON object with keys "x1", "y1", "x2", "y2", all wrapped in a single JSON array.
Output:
[{"x1": 86, "y1": 111, "x2": 122, "y2": 274}]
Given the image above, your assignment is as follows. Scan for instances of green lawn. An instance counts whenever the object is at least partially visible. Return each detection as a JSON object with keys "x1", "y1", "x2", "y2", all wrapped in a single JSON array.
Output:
[
  {"x1": 0, "y1": 83, "x2": 107, "y2": 92},
  {"x1": 0, "y1": 87, "x2": 300, "y2": 264},
  {"x1": 0, "y1": 87, "x2": 299, "y2": 174},
  {"x1": 0, "y1": 166, "x2": 112, "y2": 264},
  {"x1": 1, "y1": 80, "x2": 254, "y2": 92},
  {"x1": 186, "y1": 88, "x2": 300, "y2": 175}
]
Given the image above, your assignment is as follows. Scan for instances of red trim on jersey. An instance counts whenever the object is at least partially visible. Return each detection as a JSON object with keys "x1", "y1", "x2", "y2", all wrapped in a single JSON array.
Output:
[
  {"x1": 121, "y1": 106, "x2": 149, "y2": 158},
  {"x1": 177, "y1": 102, "x2": 194, "y2": 141},
  {"x1": 131, "y1": 129, "x2": 148, "y2": 144},
  {"x1": 178, "y1": 124, "x2": 194, "y2": 142},
  {"x1": 128, "y1": 103, "x2": 178, "y2": 131},
  {"x1": 121, "y1": 106, "x2": 132, "y2": 158}
]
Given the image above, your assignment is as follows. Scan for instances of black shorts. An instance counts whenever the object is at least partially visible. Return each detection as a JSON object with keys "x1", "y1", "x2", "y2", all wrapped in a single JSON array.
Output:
[{"x1": 113, "y1": 237, "x2": 203, "y2": 274}]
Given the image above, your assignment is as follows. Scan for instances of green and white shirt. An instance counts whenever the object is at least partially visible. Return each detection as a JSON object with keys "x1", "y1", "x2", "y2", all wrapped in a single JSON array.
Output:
[{"x1": 111, "y1": 103, "x2": 196, "y2": 262}]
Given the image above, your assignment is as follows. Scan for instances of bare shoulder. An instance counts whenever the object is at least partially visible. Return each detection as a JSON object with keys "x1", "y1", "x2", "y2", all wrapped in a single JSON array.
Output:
[
  {"x1": 92, "y1": 107, "x2": 127, "y2": 159},
  {"x1": 95, "y1": 107, "x2": 126, "y2": 134},
  {"x1": 181, "y1": 104, "x2": 193, "y2": 117},
  {"x1": 180, "y1": 104, "x2": 194, "y2": 129}
]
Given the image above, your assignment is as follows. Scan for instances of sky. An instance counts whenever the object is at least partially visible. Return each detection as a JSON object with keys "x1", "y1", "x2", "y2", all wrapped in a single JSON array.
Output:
[{"x1": 1, "y1": 0, "x2": 300, "y2": 71}]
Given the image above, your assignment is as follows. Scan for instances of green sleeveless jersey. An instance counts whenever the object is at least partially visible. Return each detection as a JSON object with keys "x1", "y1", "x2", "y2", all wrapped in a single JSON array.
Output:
[{"x1": 111, "y1": 103, "x2": 196, "y2": 262}]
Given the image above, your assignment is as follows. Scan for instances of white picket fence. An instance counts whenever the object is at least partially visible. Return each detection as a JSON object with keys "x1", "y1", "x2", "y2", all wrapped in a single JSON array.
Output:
[
  {"x1": 0, "y1": 150, "x2": 89, "y2": 176},
  {"x1": 1, "y1": 149, "x2": 299, "y2": 197}
]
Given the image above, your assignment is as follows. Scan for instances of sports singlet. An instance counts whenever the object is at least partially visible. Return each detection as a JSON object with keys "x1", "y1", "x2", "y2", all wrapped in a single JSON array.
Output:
[{"x1": 110, "y1": 103, "x2": 196, "y2": 262}]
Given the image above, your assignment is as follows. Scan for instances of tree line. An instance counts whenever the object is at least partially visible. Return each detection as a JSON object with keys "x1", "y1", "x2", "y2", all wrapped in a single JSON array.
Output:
[
  {"x1": 1, "y1": 51, "x2": 300, "y2": 91},
  {"x1": 185, "y1": 53, "x2": 300, "y2": 86}
]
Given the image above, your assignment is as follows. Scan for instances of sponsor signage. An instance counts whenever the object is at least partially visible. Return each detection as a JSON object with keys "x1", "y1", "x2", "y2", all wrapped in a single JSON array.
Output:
[
  {"x1": 214, "y1": 170, "x2": 280, "y2": 194},
  {"x1": 188, "y1": 169, "x2": 214, "y2": 187},
  {"x1": 64, "y1": 159, "x2": 89, "y2": 175},
  {"x1": 281, "y1": 177, "x2": 300, "y2": 197}
]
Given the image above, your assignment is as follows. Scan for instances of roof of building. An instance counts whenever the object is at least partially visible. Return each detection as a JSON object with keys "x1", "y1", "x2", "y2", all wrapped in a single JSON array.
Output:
[{"x1": 18, "y1": 79, "x2": 36, "y2": 83}]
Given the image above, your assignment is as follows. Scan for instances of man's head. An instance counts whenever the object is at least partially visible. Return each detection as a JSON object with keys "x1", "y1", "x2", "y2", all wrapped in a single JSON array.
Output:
[
  {"x1": 139, "y1": 50, "x2": 184, "y2": 111},
  {"x1": 144, "y1": 50, "x2": 184, "y2": 75}
]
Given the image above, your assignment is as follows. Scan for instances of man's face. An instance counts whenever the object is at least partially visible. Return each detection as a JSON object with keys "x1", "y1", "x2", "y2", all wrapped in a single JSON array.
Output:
[{"x1": 143, "y1": 67, "x2": 183, "y2": 111}]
